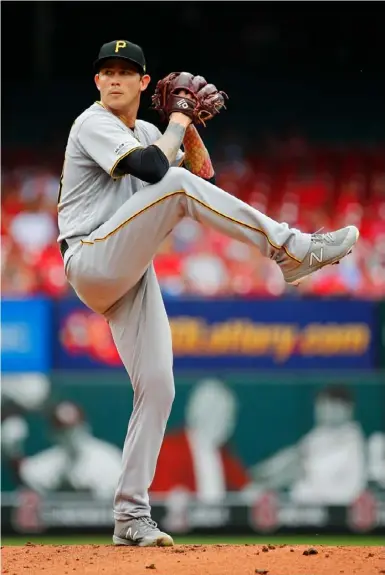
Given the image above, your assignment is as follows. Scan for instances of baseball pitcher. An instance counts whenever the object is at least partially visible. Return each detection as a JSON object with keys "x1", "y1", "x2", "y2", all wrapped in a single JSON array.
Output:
[{"x1": 57, "y1": 39, "x2": 359, "y2": 546}]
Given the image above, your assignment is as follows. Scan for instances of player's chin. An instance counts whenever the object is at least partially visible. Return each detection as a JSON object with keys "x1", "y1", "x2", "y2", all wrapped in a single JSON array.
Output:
[{"x1": 106, "y1": 94, "x2": 127, "y2": 107}]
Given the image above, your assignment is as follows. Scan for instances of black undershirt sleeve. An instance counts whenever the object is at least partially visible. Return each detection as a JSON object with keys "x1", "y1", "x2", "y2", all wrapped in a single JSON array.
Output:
[
  {"x1": 115, "y1": 145, "x2": 169, "y2": 183},
  {"x1": 116, "y1": 146, "x2": 216, "y2": 186}
]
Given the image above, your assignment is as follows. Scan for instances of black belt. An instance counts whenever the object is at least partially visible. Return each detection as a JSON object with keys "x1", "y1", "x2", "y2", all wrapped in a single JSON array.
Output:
[{"x1": 60, "y1": 239, "x2": 69, "y2": 258}]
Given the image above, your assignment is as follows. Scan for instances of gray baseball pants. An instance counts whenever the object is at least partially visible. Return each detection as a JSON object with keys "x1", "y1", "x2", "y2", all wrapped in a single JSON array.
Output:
[{"x1": 65, "y1": 166, "x2": 311, "y2": 520}]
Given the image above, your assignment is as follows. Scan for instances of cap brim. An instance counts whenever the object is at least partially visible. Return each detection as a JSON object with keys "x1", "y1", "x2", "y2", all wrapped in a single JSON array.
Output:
[{"x1": 93, "y1": 55, "x2": 144, "y2": 74}]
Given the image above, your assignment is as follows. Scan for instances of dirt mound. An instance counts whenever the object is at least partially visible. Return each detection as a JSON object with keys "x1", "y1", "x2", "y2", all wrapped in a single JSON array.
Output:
[{"x1": 2, "y1": 543, "x2": 384, "y2": 575}]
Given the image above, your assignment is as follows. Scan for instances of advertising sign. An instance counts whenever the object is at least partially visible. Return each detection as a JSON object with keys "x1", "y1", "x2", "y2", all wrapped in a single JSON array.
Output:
[
  {"x1": 53, "y1": 298, "x2": 377, "y2": 370},
  {"x1": 1, "y1": 298, "x2": 52, "y2": 373}
]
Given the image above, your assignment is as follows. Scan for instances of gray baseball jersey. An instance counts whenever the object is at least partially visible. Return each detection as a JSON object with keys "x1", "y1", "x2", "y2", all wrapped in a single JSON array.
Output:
[
  {"x1": 58, "y1": 102, "x2": 184, "y2": 246},
  {"x1": 59, "y1": 101, "x2": 311, "y2": 523}
]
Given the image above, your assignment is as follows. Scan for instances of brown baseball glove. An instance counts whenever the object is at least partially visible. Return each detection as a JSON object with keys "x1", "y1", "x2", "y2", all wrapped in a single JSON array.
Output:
[{"x1": 151, "y1": 71, "x2": 228, "y2": 127}]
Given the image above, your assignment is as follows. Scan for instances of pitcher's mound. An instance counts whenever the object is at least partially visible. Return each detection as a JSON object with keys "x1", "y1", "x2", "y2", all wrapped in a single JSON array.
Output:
[{"x1": 2, "y1": 543, "x2": 384, "y2": 575}]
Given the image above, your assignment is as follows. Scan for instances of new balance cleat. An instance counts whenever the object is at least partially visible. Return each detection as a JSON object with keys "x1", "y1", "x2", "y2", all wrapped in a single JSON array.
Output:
[
  {"x1": 113, "y1": 516, "x2": 174, "y2": 547},
  {"x1": 282, "y1": 225, "x2": 359, "y2": 286}
]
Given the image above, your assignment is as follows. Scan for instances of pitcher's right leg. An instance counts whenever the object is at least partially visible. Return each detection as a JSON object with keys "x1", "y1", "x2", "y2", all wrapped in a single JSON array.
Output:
[
  {"x1": 68, "y1": 167, "x2": 359, "y2": 313},
  {"x1": 67, "y1": 167, "x2": 307, "y2": 312}
]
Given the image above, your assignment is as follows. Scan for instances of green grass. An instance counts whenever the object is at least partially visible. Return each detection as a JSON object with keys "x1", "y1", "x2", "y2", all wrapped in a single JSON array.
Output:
[{"x1": 2, "y1": 534, "x2": 384, "y2": 546}]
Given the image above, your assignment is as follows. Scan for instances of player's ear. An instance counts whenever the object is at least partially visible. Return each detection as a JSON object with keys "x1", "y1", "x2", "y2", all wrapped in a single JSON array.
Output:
[
  {"x1": 140, "y1": 74, "x2": 151, "y2": 92},
  {"x1": 94, "y1": 74, "x2": 101, "y2": 91}
]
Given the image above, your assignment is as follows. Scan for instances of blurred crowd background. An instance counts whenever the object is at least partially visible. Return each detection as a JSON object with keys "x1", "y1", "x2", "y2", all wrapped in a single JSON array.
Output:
[
  {"x1": 2, "y1": 2, "x2": 384, "y2": 301},
  {"x1": 2, "y1": 140, "x2": 385, "y2": 299}
]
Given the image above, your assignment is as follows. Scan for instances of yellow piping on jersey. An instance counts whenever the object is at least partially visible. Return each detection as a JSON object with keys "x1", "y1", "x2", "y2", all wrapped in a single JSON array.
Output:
[
  {"x1": 80, "y1": 189, "x2": 302, "y2": 263},
  {"x1": 110, "y1": 146, "x2": 143, "y2": 179}
]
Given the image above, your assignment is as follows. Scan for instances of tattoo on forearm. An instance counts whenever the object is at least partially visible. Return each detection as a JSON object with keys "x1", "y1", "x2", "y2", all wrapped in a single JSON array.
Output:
[
  {"x1": 154, "y1": 121, "x2": 186, "y2": 164},
  {"x1": 182, "y1": 125, "x2": 214, "y2": 179}
]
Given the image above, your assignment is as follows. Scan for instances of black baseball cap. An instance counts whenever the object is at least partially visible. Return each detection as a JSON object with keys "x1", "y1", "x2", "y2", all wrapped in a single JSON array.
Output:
[{"x1": 93, "y1": 40, "x2": 146, "y2": 74}]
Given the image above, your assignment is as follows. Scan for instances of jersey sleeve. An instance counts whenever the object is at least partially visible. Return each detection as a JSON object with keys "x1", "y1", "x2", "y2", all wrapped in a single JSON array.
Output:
[{"x1": 78, "y1": 114, "x2": 143, "y2": 178}]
